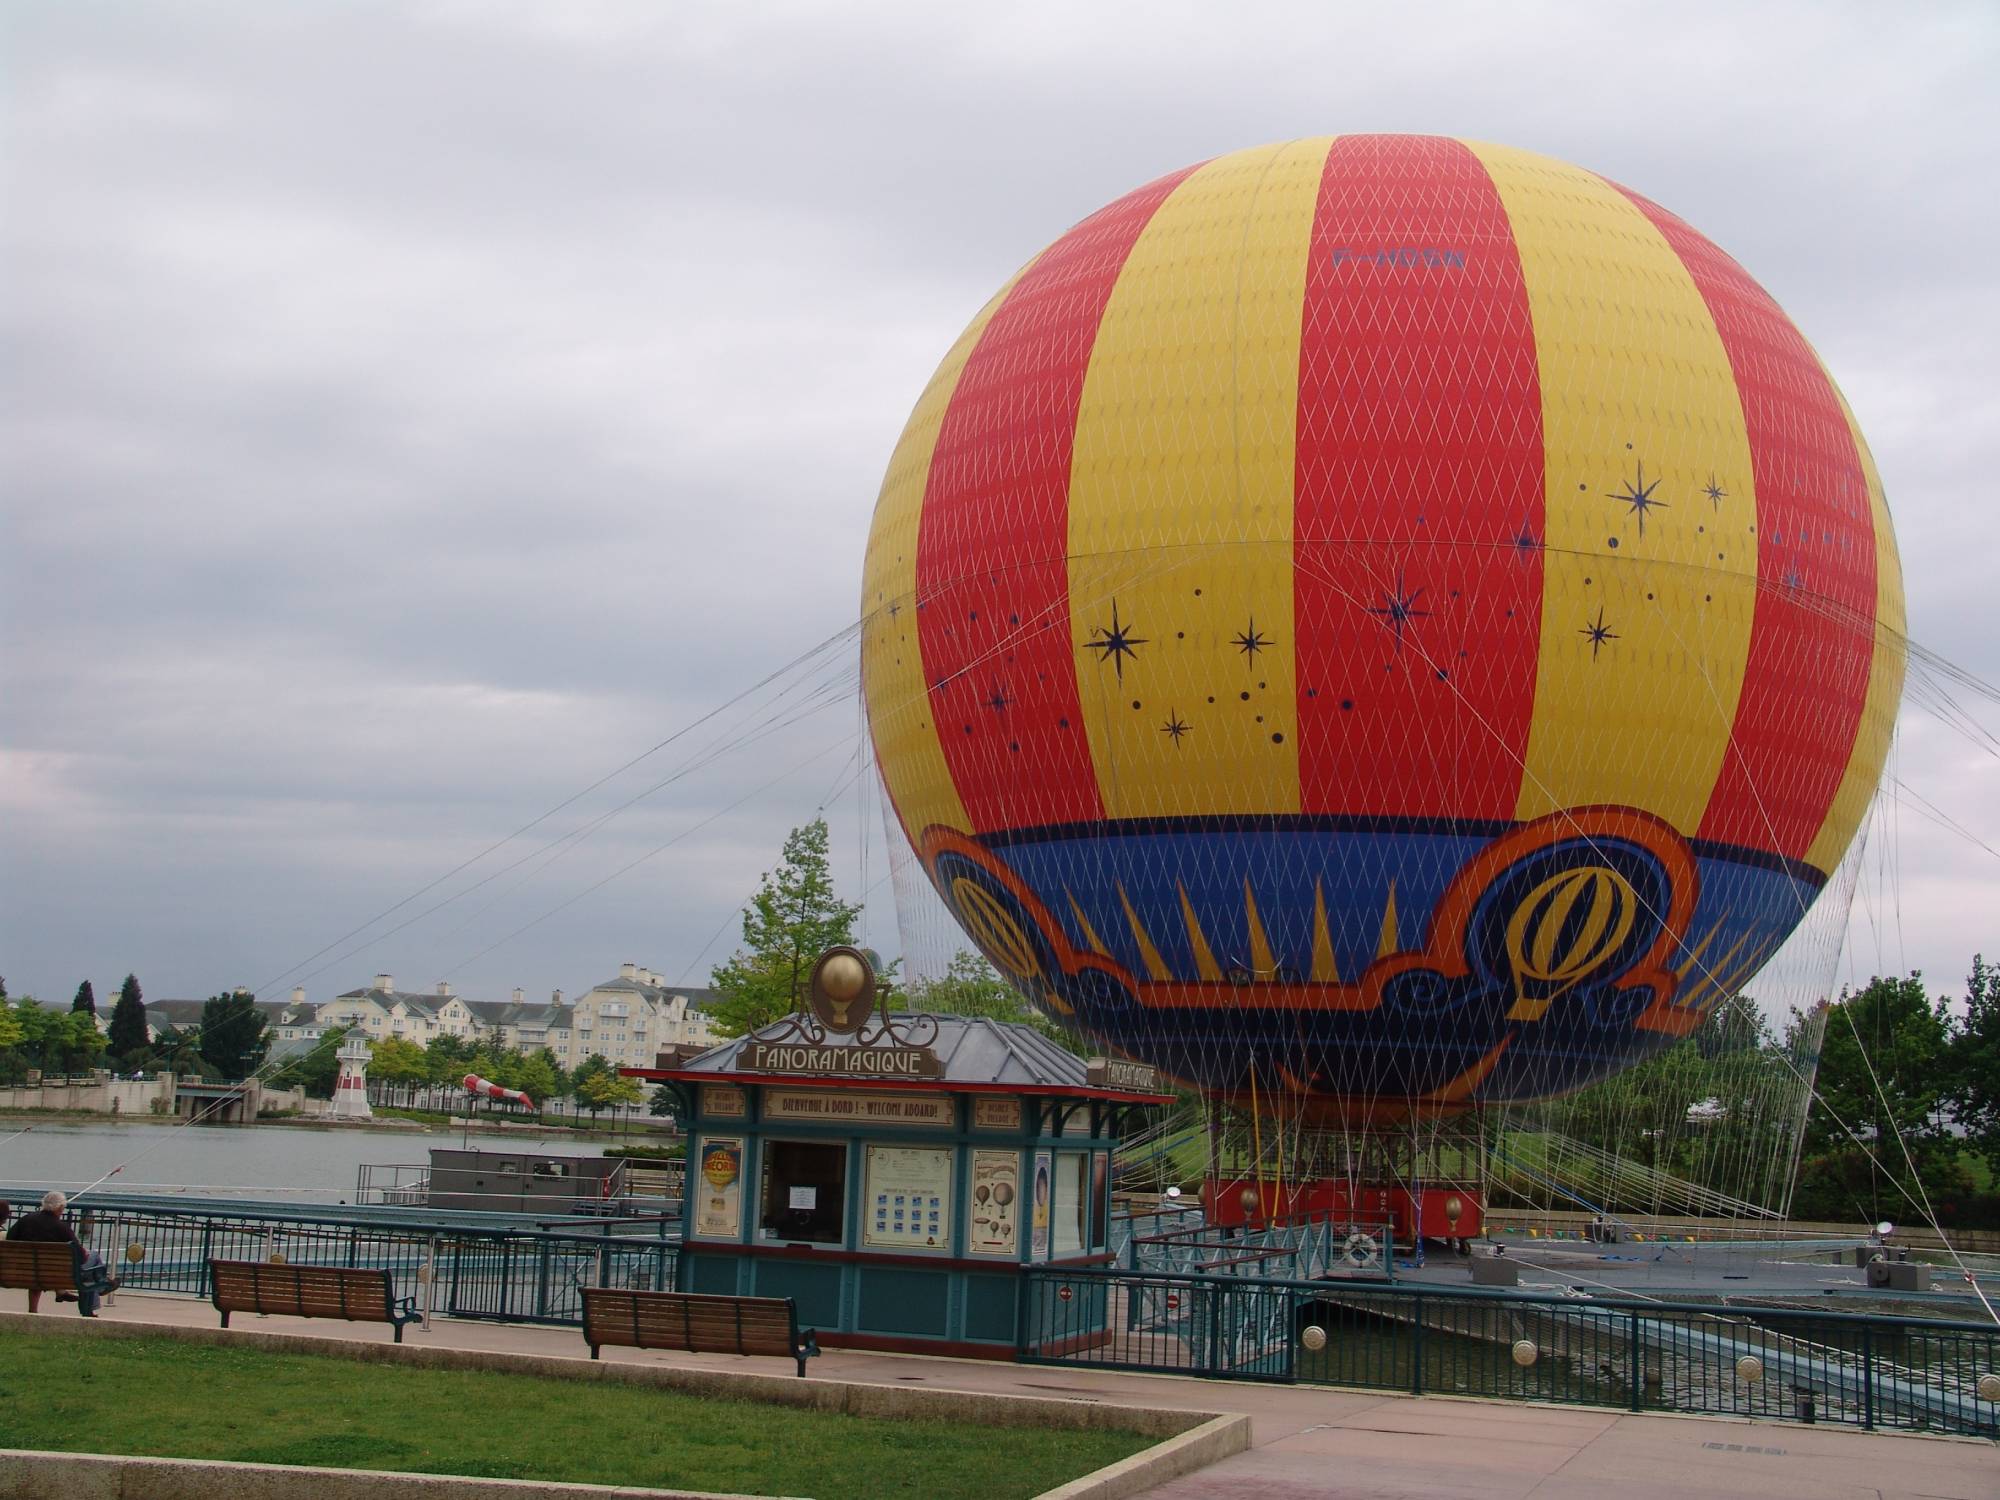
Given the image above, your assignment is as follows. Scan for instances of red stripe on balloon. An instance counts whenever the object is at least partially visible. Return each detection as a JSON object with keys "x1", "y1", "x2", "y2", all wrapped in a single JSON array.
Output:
[
  {"x1": 913, "y1": 164, "x2": 1199, "y2": 833},
  {"x1": 1293, "y1": 136, "x2": 1546, "y2": 820},
  {"x1": 1621, "y1": 188, "x2": 1878, "y2": 863}
]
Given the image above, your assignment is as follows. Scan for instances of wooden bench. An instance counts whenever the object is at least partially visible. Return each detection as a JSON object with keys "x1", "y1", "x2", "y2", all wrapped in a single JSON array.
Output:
[
  {"x1": 0, "y1": 1241, "x2": 86, "y2": 1308},
  {"x1": 580, "y1": 1287, "x2": 818, "y2": 1376},
  {"x1": 208, "y1": 1259, "x2": 420, "y2": 1342}
]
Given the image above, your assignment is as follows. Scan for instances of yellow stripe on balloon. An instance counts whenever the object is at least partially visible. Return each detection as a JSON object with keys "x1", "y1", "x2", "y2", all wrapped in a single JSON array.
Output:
[
  {"x1": 1467, "y1": 143, "x2": 1760, "y2": 833},
  {"x1": 1065, "y1": 140, "x2": 1328, "y2": 820},
  {"x1": 1805, "y1": 388, "x2": 1907, "y2": 873},
  {"x1": 860, "y1": 272, "x2": 1029, "y2": 839}
]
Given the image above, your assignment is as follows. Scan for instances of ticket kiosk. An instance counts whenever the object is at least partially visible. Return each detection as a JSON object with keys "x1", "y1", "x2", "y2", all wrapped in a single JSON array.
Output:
[{"x1": 625, "y1": 948, "x2": 1170, "y2": 1357}]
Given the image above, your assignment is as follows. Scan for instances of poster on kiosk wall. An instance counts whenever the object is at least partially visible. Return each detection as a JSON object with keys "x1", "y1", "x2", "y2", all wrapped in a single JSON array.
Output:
[
  {"x1": 968, "y1": 1149, "x2": 1019, "y2": 1256},
  {"x1": 1030, "y1": 1149, "x2": 1052, "y2": 1262},
  {"x1": 694, "y1": 1137, "x2": 744, "y2": 1238}
]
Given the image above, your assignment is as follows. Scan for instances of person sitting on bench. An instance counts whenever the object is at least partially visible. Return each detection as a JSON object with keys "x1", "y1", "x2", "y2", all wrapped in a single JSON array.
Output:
[{"x1": 6, "y1": 1191, "x2": 120, "y2": 1315}]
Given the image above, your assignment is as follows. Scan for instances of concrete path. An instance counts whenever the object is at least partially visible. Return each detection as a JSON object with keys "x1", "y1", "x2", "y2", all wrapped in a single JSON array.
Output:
[{"x1": 13, "y1": 1292, "x2": 1994, "y2": 1499}]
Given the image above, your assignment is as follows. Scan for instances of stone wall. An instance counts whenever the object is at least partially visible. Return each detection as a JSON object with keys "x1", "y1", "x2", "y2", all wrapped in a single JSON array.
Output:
[{"x1": 0, "y1": 1073, "x2": 176, "y2": 1116}]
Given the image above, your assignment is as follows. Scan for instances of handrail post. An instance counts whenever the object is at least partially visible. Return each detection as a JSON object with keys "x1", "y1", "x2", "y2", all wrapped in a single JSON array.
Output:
[
  {"x1": 1628, "y1": 1310, "x2": 1642, "y2": 1411},
  {"x1": 1207, "y1": 1281, "x2": 1222, "y2": 1374},
  {"x1": 1861, "y1": 1323, "x2": 1875, "y2": 1430},
  {"x1": 1411, "y1": 1290, "x2": 1425, "y2": 1395}
]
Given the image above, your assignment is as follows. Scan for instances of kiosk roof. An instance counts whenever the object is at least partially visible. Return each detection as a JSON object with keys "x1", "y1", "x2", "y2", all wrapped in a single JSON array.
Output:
[{"x1": 623, "y1": 1012, "x2": 1175, "y2": 1101}]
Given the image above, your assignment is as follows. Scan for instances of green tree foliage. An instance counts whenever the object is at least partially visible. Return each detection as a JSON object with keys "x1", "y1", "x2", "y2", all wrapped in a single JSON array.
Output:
[
  {"x1": 906, "y1": 950, "x2": 1090, "y2": 1055},
  {"x1": 577, "y1": 1068, "x2": 643, "y2": 1117},
  {"x1": 268, "y1": 1026, "x2": 350, "y2": 1098},
  {"x1": 1528, "y1": 998, "x2": 1810, "y2": 1205},
  {"x1": 197, "y1": 991, "x2": 271, "y2": 1079},
  {"x1": 569, "y1": 1053, "x2": 613, "y2": 1101},
  {"x1": 72, "y1": 979, "x2": 97, "y2": 1017},
  {"x1": 150, "y1": 1022, "x2": 210, "y2": 1079},
  {"x1": 709, "y1": 818, "x2": 862, "y2": 1038},
  {"x1": 0, "y1": 1002, "x2": 29, "y2": 1080},
  {"x1": 368, "y1": 1036, "x2": 429, "y2": 1096},
  {"x1": 0, "y1": 999, "x2": 108, "y2": 1079},
  {"x1": 515, "y1": 1050, "x2": 563, "y2": 1105},
  {"x1": 649, "y1": 1084, "x2": 680, "y2": 1120},
  {"x1": 1949, "y1": 955, "x2": 2000, "y2": 1181},
  {"x1": 1791, "y1": 972, "x2": 1970, "y2": 1223},
  {"x1": 422, "y1": 1033, "x2": 475, "y2": 1087},
  {"x1": 107, "y1": 974, "x2": 149, "y2": 1065}
]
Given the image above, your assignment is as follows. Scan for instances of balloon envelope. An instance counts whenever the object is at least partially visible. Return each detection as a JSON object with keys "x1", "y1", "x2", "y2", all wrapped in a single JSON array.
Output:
[{"x1": 862, "y1": 136, "x2": 1903, "y2": 1116}]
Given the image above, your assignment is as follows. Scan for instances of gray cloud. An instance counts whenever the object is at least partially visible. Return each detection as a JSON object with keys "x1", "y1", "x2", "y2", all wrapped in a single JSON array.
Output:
[{"x1": 3, "y1": 0, "x2": 1996, "y2": 1013}]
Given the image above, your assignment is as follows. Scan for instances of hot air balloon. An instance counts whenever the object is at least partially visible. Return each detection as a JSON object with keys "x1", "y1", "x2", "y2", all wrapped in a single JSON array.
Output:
[{"x1": 860, "y1": 136, "x2": 1902, "y2": 1228}]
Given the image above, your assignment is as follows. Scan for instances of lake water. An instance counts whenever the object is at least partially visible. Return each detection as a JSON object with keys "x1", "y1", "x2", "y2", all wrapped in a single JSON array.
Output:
[{"x1": 0, "y1": 1120, "x2": 603, "y2": 1203}]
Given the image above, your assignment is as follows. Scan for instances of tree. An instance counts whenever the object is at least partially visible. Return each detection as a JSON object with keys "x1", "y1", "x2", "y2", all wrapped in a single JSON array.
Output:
[
  {"x1": 1947, "y1": 955, "x2": 2000, "y2": 1181},
  {"x1": 515, "y1": 1050, "x2": 562, "y2": 1106},
  {"x1": 72, "y1": 979, "x2": 97, "y2": 1017},
  {"x1": 368, "y1": 1037, "x2": 429, "y2": 1104},
  {"x1": 1792, "y1": 973, "x2": 1965, "y2": 1223},
  {"x1": 107, "y1": 974, "x2": 149, "y2": 1065},
  {"x1": 577, "y1": 1068, "x2": 643, "y2": 1119},
  {"x1": 151, "y1": 1022, "x2": 209, "y2": 1079},
  {"x1": 906, "y1": 949, "x2": 1091, "y2": 1055},
  {"x1": 570, "y1": 1053, "x2": 613, "y2": 1100},
  {"x1": 0, "y1": 1001, "x2": 27, "y2": 1082},
  {"x1": 268, "y1": 1026, "x2": 350, "y2": 1098},
  {"x1": 422, "y1": 1033, "x2": 475, "y2": 1088},
  {"x1": 197, "y1": 991, "x2": 270, "y2": 1079},
  {"x1": 710, "y1": 818, "x2": 863, "y2": 1037},
  {"x1": 649, "y1": 1084, "x2": 680, "y2": 1121},
  {"x1": 910, "y1": 950, "x2": 1029, "y2": 1019}
]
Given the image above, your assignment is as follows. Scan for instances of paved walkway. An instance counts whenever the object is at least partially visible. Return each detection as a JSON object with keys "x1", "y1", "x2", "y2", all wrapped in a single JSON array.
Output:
[{"x1": 14, "y1": 1292, "x2": 1994, "y2": 1499}]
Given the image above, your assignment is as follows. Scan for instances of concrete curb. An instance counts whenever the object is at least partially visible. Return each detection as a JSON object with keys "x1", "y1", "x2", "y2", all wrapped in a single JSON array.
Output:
[
  {"x1": 0, "y1": 1451, "x2": 784, "y2": 1500},
  {"x1": 1033, "y1": 1412, "x2": 1253, "y2": 1500},
  {"x1": 0, "y1": 1310, "x2": 1206, "y2": 1438}
]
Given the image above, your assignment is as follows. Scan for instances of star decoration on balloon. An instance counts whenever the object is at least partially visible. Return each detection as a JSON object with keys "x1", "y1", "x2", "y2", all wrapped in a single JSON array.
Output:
[
  {"x1": 1608, "y1": 460, "x2": 1667, "y2": 536},
  {"x1": 1233, "y1": 617, "x2": 1272, "y2": 661},
  {"x1": 1367, "y1": 572, "x2": 1430, "y2": 653},
  {"x1": 1084, "y1": 599, "x2": 1148, "y2": 682},
  {"x1": 1160, "y1": 711, "x2": 1189, "y2": 747},
  {"x1": 1703, "y1": 473, "x2": 1727, "y2": 509},
  {"x1": 986, "y1": 686, "x2": 1013, "y2": 714},
  {"x1": 1579, "y1": 605, "x2": 1619, "y2": 660}
]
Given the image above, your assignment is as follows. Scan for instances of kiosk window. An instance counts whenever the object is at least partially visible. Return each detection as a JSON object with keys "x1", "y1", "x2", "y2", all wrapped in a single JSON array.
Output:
[
  {"x1": 1053, "y1": 1152, "x2": 1086, "y2": 1256},
  {"x1": 758, "y1": 1140, "x2": 847, "y2": 1245}
]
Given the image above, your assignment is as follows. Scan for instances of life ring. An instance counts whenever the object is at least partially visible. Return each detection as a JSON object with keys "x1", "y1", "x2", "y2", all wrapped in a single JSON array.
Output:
[{"x1": 1341, "y1": 1232, "x2": 1378, "y2": 1267}]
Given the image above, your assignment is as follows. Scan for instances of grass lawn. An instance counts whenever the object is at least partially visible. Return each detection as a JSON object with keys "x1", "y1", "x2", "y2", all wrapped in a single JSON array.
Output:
[{"x1": 0, "y1": 1332, "x2": 1154, "y2": 1497}]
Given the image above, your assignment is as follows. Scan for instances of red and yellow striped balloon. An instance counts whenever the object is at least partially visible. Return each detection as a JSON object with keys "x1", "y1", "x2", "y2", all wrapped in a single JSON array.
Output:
[{"x1": 861, "y1": 136, "x2": 1903, "y2": 1114}]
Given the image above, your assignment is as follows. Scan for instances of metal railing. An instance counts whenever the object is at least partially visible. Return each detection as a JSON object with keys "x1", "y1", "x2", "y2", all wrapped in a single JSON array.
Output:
[
  {"x1": 24, "y1": 1196, "x2": 679, "y2": 1328},
  {"x1": 1021, "y1": 1266, "x2": 2000, "y2": 1437},
  {"x1": 1125, "y1": 1209, "x2": 1389, "y2": 1281}
]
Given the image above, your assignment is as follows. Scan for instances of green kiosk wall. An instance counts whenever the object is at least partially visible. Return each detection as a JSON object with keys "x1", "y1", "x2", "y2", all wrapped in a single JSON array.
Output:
[{"x1": 677, "y1": 1080, "x2": 1121, "y2": 1355}]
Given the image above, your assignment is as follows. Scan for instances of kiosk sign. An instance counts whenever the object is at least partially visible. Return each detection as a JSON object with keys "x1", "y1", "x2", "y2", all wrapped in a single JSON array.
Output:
[
  {"x1": 764, "y1": 1089, "x2": 952, "y2": 1127},
  {"x1": 1085, "y1": 1057, "x2": 1161, "y2": 1093},
  {"x1": 747, "y1": 1041, "x2": 943, "y2": 1078}
]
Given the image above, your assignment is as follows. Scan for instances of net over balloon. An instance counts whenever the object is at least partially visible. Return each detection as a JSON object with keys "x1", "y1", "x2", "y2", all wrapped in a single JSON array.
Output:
[{"x1": 860, "y1": 135, "x2": 1904, "y2": 1120}]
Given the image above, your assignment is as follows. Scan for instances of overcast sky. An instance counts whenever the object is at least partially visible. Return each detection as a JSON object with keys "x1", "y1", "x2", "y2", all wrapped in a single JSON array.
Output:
[{"x1": 4, "y1": 1, "x2": 1996, "y2": 1016}]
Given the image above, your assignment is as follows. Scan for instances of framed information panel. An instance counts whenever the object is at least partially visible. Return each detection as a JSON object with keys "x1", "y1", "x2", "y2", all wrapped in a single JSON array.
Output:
[
  {"x1": 863, "y1": 1144, "x2": 953, "y2": 1251},
  {"x1": 967, "y1": 1149, "x2": 1019, "y2": 1257},
  {"x1": 692, "y1": 1136, "x2": 745, "y2": 1239}
]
